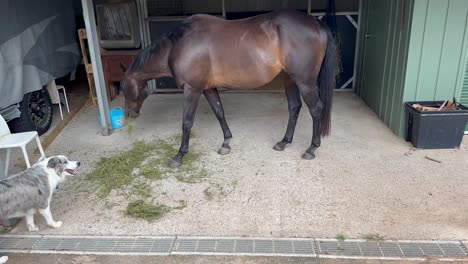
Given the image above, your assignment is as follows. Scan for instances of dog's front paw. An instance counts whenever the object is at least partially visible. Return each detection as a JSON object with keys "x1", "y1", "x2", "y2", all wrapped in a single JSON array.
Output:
[
  {"x1": 50, "y1": 221, "x2": 62, "y2": 229},
  {"x1": 27, "y1": 224, "x2": 39, "y2": 232}
]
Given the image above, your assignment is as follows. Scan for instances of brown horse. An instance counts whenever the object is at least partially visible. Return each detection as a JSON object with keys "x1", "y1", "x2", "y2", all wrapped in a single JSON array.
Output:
[{"x1": 120, "y1": 10, "x2": 337, "y2": 168}]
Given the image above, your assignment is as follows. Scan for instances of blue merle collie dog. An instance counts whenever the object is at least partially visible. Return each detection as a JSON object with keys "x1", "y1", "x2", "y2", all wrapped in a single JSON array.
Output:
[{"x1": 0, "y1": 155, "x2": 80, "y2": 232}]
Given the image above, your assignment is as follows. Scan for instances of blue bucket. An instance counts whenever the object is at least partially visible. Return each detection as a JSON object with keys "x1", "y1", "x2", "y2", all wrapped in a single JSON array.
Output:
[
  {"x1": 110, "y1": 107, "x2": 125, "y2": 129},
  {"x1": 99, "y1": 107, "x2": 125, "y2": 129}
]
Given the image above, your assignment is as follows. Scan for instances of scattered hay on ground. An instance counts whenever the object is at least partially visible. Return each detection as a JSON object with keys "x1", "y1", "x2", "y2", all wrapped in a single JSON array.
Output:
[{"x1": 85, "y1": 135, "x2": 211, "y2": 222}]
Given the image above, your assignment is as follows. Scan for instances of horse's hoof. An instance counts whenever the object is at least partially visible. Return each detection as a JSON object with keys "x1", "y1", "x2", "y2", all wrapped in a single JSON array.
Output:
[
  {"x1": 273, "y1": 142, "x2": 287, "y2": 151},
  {"x1": 218, "y1": 146, "x2": 231, "y2": 155},
  {"x1": 169, "y1": 159, "x2": 182, "y2": 168},
  {"x1": 302, "y1": 152, "x2": 315, "y2": 160}
]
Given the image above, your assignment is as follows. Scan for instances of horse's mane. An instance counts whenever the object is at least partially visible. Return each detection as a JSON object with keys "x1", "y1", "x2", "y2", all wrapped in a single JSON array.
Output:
[{"x1": 127, "y1": 19, "x2": 193, "y2": 72}]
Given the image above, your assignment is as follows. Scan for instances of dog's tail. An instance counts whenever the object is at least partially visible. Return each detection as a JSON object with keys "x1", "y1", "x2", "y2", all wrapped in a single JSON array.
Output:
[{"x1": 0, "y1": 256, "x2": 9, "y2": 264}]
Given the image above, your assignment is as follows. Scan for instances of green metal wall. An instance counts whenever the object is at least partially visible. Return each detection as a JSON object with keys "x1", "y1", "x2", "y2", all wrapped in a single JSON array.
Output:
[
  {"x1": 403, "y1": 0, "x2": 468, "y2": 134},
  {"x1": 355, "y1": 0, "x2": 414, "y2": 136},
  {"x1": 357, "y1": 0, "x2": 468, "y2": 137},
  {"x1": 461, "y1": 56, "x2": 468, "y2": 132}
]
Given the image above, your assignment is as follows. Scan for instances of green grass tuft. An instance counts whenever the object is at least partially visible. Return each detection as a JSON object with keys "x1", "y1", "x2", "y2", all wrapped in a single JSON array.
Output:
[
  {"x1": 362, "y1": 233, "x2": 386, "y2": 241},
  {"x1": 175, "y1": 169, "x2": 208, "y2": 183},
  {"x1": 125, "y1": 200, "x2": 171, "y2": 222},
  {"x1": 336, "y1": 233, "x2": 348, "y2": 241},
  {"x1": 131, "y1": 181, "x2": 152, "y2": 199},
  {"x1": 139, "y1": 162, "x2": 165, "y2": 181},
  {"x1": 125, "y1": 199, "x2": 187, "y2": 222},
  {"x1": 172, "y1": 150, "x2": 208, "y2": 183},
  {"x1": 124, "y1": 117, "x2": 137, "y2": 135},
  {"x1": 202, "y1": 183, "x2": 233, "y2": 201},
  {"x1": 203, "y1": 187, "x2": 215, "y2": 201},
  {"x1": 175, "y1": 200, "x2": 187, "y2": 210}
]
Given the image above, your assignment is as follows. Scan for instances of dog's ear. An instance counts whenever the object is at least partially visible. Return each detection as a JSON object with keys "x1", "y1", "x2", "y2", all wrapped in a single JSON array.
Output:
[
  {"x1": 48, "y1": 157, "x2": 66, "y2": 176},
  {"x1": 47, "y1": 157, "x2": 62, "y2": 168}
]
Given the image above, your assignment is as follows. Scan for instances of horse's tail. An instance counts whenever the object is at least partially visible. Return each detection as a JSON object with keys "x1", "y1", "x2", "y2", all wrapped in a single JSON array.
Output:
[{"x1": 317, "y1": 21, "x2": 337, "y2": 136}]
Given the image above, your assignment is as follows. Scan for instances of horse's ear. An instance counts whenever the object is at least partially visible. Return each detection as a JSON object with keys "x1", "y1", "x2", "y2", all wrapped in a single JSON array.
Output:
[{"x1": 119, "y1": 63, "x2": 127, "y2": 72}]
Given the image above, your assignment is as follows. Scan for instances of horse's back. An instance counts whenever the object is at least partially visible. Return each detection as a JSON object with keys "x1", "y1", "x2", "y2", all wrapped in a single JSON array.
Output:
[{"x1": 171, "y1": 10, "x2": 326, "y2": 89}]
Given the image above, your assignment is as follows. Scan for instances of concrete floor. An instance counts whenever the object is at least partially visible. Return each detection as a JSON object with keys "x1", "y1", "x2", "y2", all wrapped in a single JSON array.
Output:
[{"x1": 7, "y1": 91, "x2": 468, "y2": 240}]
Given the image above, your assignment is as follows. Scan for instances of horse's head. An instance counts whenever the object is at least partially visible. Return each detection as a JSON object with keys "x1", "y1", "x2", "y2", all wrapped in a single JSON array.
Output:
[
  {"x1": 119, "y1": 62, "x2": 149, "y2": 118},
  {"x1": 120, "y1": 74, "x2": 148, "y2": 118}
]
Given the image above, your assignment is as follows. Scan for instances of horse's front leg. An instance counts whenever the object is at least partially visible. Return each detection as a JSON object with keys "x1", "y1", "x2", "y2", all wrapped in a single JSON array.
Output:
[{"x1": 169, "y1": 87, "x2": 202, "y2": 168}]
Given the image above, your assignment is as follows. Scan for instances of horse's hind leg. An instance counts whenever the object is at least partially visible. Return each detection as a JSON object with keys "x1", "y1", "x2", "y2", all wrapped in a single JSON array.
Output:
[
  {"x1": 273, "y1": 76, "x2": 302, "y2": 151},
  {"x1": 204, "y1": 88, "x2": 233, "y2": 155},
  {"x1": 295, "y1": 80, "x2": 322, "y2": 160}
]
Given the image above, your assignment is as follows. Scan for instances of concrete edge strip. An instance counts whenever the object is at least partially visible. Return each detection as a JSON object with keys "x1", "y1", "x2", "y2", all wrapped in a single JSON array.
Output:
[
  {"x1": 1, "y1": 250, "x2": 467, "y2": 262},
  {"x1": 1, "y1": 235, "x2": 467, "y2": 261},
  {"x1": 3, "y1": 234, "x2": 466, "y2": 244}
]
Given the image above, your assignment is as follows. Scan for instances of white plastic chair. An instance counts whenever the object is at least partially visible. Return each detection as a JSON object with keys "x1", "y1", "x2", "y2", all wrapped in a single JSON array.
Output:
[
  {"x1": 56, "y1": 84, "x2": 70, "y2": 120},
  {"x1": 0, "y1": 115, "x2": 46, "y2": 176},
  {"x1": 46, "y1": 80, "x2": 69, "y2": 120}
]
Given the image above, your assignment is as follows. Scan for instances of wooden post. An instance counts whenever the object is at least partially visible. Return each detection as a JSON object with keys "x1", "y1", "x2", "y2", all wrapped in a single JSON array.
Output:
[{"x1": 78, "y1": 29, "x2": 98, "y2": 106}]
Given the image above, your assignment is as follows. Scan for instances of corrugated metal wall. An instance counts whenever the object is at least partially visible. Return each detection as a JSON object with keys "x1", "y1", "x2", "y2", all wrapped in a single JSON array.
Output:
[
  {"x1": 403, "y1": 0, "x2": 468, "y2": 102},
  {"x1": 402, "y1": 0, "x2": 468, "y2": 135},
  {"x1": 461, "y1": 57, "x2": 468, "y2": 132},
  {"x1": 357, "y1": 0, "x2": 468, "y2": 137},
  {"x1": 355, "y1": 0, "x2": 414, "y2": 136}
]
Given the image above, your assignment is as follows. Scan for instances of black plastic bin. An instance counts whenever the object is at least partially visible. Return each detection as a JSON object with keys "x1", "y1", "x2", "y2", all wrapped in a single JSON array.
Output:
[{"x1": 405, "y1": 101, "x2": 468, "y2": 149}]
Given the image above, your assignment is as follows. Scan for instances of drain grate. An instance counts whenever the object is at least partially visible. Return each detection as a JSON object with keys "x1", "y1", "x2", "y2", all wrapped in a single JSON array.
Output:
[
  {"x1": 0, "y1": 235, "x2": 467, "y2": 260},
  {"x1": 32, "y1": 237, "x2": 175, "y2": 253},
  {"x1": 314, "y1": 240, "x2": 468, "y2": 258}
]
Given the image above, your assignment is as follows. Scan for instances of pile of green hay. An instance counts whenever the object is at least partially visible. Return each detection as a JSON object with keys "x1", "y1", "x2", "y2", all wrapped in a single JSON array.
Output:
[
  {"x1": 86, "y1": 136, "x2": 207, "y2": 221},
  {"x1": 125, "y1": 200, "x2": 171, "y2": 222},
  {"x1": 86, "y1": 141, "x2": 157, "y2": 198}
]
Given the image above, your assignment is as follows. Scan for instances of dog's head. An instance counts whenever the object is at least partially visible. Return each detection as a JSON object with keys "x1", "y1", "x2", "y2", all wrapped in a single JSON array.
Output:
[{"x1": 47, "y1": 155, "x2": 81, "y2": 177}]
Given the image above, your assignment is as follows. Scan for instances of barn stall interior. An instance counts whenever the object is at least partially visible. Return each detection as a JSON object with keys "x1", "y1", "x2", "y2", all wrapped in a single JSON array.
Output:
[
  {"x1": 1, "y1": 0, "x2": 468, "y2": 250},
  {"x1": 81, "y1": 0, "x2": 468, "y2": 141}
]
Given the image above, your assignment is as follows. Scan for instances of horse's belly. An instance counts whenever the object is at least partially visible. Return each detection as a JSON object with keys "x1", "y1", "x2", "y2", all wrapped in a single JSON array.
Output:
[
  {"x1": 212, "y1": 54, "x2": 282, "y2": 89},
  {"x1": 207, "y1": 22, "x2": 283, "y2": 89},
  {"x1": 217, "y1": 71, "x2": 281, "y2": 89}
]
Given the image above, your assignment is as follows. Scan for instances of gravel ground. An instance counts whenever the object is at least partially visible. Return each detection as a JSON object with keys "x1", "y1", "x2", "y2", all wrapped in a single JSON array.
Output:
[{"x1": 7, "y1": 92, "x2": 468, "y2": 240}]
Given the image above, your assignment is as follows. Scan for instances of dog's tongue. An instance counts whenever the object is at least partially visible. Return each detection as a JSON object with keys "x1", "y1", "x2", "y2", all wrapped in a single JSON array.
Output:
[{"x1": 66, "y1": 169, "x2": 77, "y2": 175}]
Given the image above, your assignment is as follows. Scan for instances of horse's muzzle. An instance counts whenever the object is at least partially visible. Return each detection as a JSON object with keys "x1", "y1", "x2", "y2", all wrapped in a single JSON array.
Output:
[{"x1": 126, "y1": 111, "x2": 140, "y2": 118}]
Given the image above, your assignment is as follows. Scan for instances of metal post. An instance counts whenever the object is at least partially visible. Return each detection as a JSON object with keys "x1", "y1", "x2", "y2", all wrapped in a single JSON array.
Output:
[
  {"x1": 81, "y1": 0, "x2": 112, "y2": 136},
  {"x1": 0, "y1": 155, "x2": 5, "y2": 180},
  {"x1": 137, "y1": 0, "x2": 156, "y2": 92},
  {"x1": 352, "y1": 0, "x2": 363, "y2": 91},
  {"x1": 136, "y1": 0, "x2": 147, "y2": 48},
  {"x1": 307, "y1": 0, "x2": 312, "y2": 15},
  {"x1": 222, "y1": 0, "x2": 226, "y2": 18}
]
